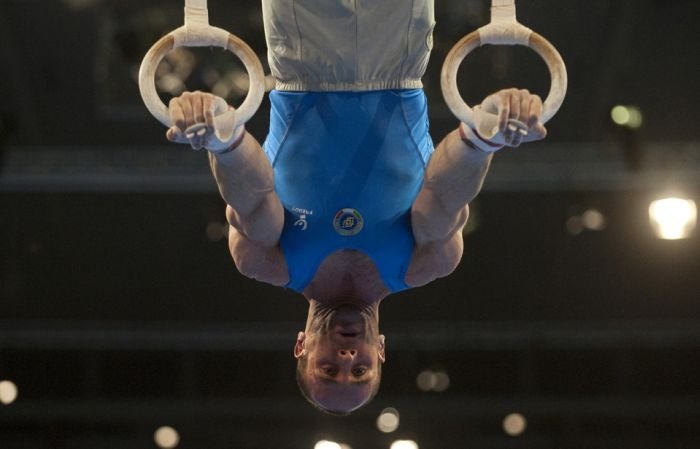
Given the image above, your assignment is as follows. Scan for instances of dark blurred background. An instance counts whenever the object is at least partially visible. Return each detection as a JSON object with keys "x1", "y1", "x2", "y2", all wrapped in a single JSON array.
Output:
[{"x1": 1, "y1": 1, "x2": 700, "y2": 448}]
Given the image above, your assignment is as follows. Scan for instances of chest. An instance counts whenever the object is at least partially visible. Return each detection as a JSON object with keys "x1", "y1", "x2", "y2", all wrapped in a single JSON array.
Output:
[{"x1": 308, "y1": 250, "x2": 389, "y2": 297}]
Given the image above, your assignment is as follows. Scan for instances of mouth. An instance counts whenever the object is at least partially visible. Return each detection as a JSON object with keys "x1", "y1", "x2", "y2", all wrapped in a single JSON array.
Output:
[
  {"x1": 339, "y1": 331, "x2": 360, "y2": 338},
  {"x1": 329, "y1": 317, "x2": 364, "y2": 335}
]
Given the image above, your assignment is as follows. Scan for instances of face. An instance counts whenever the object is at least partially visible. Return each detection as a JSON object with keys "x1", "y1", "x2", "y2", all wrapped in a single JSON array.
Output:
[{"x1": 295, "y1": 303, "x2": 386, "y2": 413}]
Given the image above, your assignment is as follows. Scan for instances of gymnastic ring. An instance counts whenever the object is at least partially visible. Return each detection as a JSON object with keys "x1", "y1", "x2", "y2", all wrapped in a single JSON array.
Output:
[
  {"x1": 138, "y1": 27, "x2": 265, "y2": 130},
  {"x1": 441, "y1": 29, "x2": 568, "y2": 128}
]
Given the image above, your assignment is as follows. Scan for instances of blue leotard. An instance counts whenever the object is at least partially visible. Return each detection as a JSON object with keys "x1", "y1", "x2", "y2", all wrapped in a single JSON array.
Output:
[{"x1": 263, "y1": 89, "x2": 434, "y2": 293}]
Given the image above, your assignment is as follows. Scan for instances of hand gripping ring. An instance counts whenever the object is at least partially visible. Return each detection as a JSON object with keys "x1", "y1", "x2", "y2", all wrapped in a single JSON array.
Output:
[
  {"x1": 138, "y1": 26, "x2": 265, "y2": 131},
  {"x1": 441, "y1": 24, "x2": 568, "y2": 129}
]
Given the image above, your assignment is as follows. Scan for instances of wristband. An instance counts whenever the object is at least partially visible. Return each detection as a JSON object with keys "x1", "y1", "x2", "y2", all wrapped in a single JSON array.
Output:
[
  {"x1": 459, "y1": 122, "x2": 504, "y2": 153},
  {"x1": 208, "y1": 126, "x2": 246, "y2": 155}
]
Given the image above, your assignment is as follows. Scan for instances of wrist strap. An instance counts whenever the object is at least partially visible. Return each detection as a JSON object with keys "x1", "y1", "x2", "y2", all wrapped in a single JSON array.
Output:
[
  {"x1": 209, "y1": 126, "x2": 245, "y2": 155},
  {"x1": 459, "y1": 122, "x2": 503, "y2": 153}
]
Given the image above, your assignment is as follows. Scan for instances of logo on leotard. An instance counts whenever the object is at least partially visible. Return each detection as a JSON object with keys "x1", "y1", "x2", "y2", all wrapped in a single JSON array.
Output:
[
  {"x1": 333, "y1": 208, "x2": 364, "y2": 236},
  {"x1": 294, "y1": 215, "x2": 308, "y2": 231},
  {"x1": 292, "y1": 207, "x2": 313, "y2": 231}
]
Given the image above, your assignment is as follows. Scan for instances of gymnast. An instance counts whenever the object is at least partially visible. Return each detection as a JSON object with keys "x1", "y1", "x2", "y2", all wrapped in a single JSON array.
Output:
[{"x1": 153, "y1": 0, "x2": 559, "y2": 414}]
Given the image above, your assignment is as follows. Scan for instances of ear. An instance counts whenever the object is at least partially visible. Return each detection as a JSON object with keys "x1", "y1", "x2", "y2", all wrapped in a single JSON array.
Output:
[
  {"x1": 378, "y1": 334, "x2": 386, "y2": 363},
  {"x1": 293, "y1": 331, "x2": 306, "y2": 359}
]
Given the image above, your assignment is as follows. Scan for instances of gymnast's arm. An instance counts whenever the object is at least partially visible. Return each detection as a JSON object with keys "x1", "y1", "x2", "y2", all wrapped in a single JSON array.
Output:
[
  {"x1": 168, "y1": 92, "x2": 289, "y2": 286},
  {"x1": 406, "y1": 89, "x2": 546, "y2": 287},
  {"x1": 209, "y1": 143, "x2": 290, "y2": 287}
]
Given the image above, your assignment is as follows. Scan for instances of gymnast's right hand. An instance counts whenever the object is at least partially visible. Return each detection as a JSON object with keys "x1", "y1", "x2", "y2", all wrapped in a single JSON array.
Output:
[{"x1": 166, "y1": 91, "x2": 243, "y2": 153}]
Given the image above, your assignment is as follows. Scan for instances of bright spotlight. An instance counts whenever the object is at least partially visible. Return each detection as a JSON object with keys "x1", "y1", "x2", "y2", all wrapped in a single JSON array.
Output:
[
  {"x1": 611, "y1": 105, "x2": 643, "y2": 129},
  {"x1": 503, "y1": 413, "x2": 527, "y2": 437},
  {"x1": 314, "y1": 440, "x2": 342, "y2": 449},
  {"x1": 377, "y1": 407, "x2": 400, "y2": 433},
  {"x1": 649, "y1": 198, "x2": 697, "y2": 240},
  {"x1": 0, "y1": 380, "x2": 18, "y2": 405},
  {"x1": 611, "y1": 105, "x2": 630, "y2": 126},
  {"x1": 154, "y1": 426, "x2": 180, "y2": 449},
  {"x1": 390, "y1": 440, "x2": 419, "y2": 449}
]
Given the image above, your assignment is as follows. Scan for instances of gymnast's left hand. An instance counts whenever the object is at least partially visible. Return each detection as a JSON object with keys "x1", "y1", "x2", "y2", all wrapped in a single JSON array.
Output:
[
  {"x1": 477, "y1": 88, "x2": 548, "y2": 148},
  {"x1": 166, "y1": 91, "x2": 242, "y2": 152}
]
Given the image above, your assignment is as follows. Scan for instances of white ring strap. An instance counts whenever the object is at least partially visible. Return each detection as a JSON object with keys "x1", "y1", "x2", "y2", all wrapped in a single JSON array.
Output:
[
  {"x1": 480, "y1": 0, "x2": 532, "y2": 46},
  {"x1": 175, "y1": 0, "x2": 229, "y2": 48}
]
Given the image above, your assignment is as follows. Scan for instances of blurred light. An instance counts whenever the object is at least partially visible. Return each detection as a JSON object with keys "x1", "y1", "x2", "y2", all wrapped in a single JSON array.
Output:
[
  {"x1": 416, "y1": 370, "x2": 436, "y2": 392},
  {"x1": 377, "y1": 407, "x2": 400, "y2": 433},
  {"x1": 212, "y1": 80, "x2": 233, "y2": 99},
  {"x1": 566, "y1": 216, "x2": 584, "y2": 236},
  {"x1": 611, "y1": 105, "x2": 630, "y2": 126},
  {"x1": 581, "y1": 209, "x2": 606, "y2": 231},
  {"x1": 314, "y1": 440, "x2": 342, "y2": 449},
  {"x1": 229, "y1": 69, "x2": 251, "y2": 94},
  {"x1": 205, "y1": 221, "x2": 228, "y2": 242},
  {"x1": 416, "y1": 369, "x2": 450, "y2": 392},
  {"x1": 157, "y1": 74, "x2": 186, "y2": 96},
  {"x1": 611, "y1": 105, "x2": 643, "y2": 129},
  {"x1": 432, "y1": 370, "x2": 450, "y2": 392},
  {"x1": 649, "y1": 198, "x2": 697, "y2": 240},
  {"x1": 203, "y1": 69, "x2": 222, "y2": 88},
  {"x1": 169, "y1": 49, "x2": 196, "y2": 79},
  {"x1": 156, "y1": 49, "x2": 196, "y2": 95},
  {"x1": 338, "y1": 445, "x2": 353, "y2": 449},
  {"x1": 0, "y1": 380, "x2": 18, "y2": 405},
  {"x1": 567, "y1": 209, "x2": 606, "y2": 236},
  {"x1": 390, "y1": 440, "x2": 418, "y2": 449},
  {"x1": 627, "y1": 108, "x2": 643, "y2": 128},
  {"x1": 154, "y1": 426, "x2": 180, "y2": 449},
  {"x1": 503, "y1": 413, "x2": 527, "y2": 437}
]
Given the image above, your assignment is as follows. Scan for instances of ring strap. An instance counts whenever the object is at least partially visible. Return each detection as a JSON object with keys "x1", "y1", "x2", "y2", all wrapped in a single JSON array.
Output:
[
  {"x1": 185, "y1": 0, "x2": 209, "y2": 26},
  {"x1": 491, "y1": 0, "x2": 517, "y2": 23},
  {"x1": 174, "y1": 0, "x2": 229, "y2": 48},
  {"x1": 480, "y1": 0, "x2": 532, "y2": 46}
]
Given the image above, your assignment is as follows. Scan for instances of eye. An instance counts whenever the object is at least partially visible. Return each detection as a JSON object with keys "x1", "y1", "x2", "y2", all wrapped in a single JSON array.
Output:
[
  {"x1": 322, "y1": 366, "x2": 339, "y2": 377},
  {"x1": 352, "y1": 367, "x2": 368, "y2": 377}
]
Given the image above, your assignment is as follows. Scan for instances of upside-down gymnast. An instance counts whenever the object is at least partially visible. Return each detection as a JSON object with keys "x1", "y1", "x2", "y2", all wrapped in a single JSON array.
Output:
[{"x1": 166, "y1": 0, "x2": 547, "y2": 415}]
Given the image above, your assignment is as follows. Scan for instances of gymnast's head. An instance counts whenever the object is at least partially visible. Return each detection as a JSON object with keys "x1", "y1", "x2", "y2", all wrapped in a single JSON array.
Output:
[{"x1": 294, "y1": 301, "x2": 386, "y2": 415}]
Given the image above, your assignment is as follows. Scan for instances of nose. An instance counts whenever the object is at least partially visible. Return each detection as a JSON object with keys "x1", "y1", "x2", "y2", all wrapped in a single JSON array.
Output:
[{"x1": 338, "y1": 349, "x2": 357, "y2": 359}]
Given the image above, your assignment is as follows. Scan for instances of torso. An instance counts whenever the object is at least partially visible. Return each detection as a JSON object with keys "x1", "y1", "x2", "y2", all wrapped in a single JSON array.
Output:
[{"x1": 264, "y1": 90, "x2": 433, "y2": 294}]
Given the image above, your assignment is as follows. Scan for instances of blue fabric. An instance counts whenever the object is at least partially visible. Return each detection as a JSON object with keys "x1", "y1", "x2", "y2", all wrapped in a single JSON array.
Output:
[{"x1": 263, "y1": 89, "x2": 434, "y2": 293}]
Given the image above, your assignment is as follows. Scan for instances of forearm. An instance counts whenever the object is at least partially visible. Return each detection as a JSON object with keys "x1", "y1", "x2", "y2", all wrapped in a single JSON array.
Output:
[
  {"x1": 423, "y1": 128, "x2": 493, "y2": 214},
  {"x1": 208, "y1": 132, "x2": 283, "y2": 246},
  {"x1": 208, "y1": 132, "x2": 274, "y2": 215}
]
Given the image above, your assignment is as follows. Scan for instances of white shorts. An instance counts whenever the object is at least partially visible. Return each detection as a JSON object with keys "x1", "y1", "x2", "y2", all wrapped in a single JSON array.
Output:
[{"x1": 261, "y1": 0, "x2": 436, "y2": 91}]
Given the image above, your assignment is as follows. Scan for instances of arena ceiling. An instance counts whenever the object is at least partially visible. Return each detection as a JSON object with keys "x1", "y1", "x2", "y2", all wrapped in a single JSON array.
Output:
[{"x1": 1, "y1": 1, "x2": 700, "y2": 449}]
